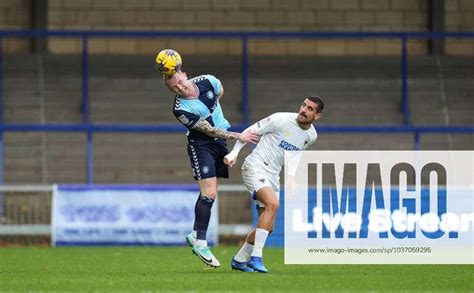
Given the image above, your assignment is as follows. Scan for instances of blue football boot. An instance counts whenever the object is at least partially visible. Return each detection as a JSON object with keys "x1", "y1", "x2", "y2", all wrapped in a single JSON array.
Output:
[
  {"x1": 231, "y1": 257, "x2": 255, "y2": 272},
  {"x1": 248, "y1": 256, "x2": 268, "y2": 273}
]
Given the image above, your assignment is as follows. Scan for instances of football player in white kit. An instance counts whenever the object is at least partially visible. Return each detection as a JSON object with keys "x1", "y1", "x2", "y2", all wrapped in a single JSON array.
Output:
[{"x1": 224, "y1": 97, "x2": 324, "y2": 273}]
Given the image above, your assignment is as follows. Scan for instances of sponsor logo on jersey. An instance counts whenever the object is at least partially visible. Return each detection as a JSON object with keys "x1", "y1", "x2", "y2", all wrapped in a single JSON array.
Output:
[{"x1": 279, "y1": 140, "x2": 301, "y2": 151}]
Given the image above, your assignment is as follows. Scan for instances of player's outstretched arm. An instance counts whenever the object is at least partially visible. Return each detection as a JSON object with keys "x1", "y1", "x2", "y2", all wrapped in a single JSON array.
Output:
[
  {"x1": 194, "y1": 120, "x2": 260, "y2": 143},
  {"x1": 223, "y1": 128, "x2": 260, "y2": 167},
  {"x1": 238, "y1": 130, "x2": 260, "y2": 144},
  {"x1": 194, "y1": 120, "x2": 240, "y2": 140}
]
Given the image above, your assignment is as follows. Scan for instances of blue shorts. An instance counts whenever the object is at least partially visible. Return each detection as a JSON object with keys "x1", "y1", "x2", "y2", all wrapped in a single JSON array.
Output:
[{"x1": 187, "y1": 140, "x2": 229, "y2": 180}]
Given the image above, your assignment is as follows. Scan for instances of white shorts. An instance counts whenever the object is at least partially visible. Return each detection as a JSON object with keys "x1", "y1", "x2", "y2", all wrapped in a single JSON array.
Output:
[{"x1": 241, "y1": 161, "x2": 280, "y2": 209}]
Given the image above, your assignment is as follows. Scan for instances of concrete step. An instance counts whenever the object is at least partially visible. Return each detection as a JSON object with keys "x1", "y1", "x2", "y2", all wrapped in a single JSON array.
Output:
[
  {"x1": 420, "y1": 134, "x2": 474, "y2": 150},
  {"x1": 315, "y1": 133, "x2": 416, "y2": 150},
  {"x1": 4, "y1": 169, "x2": 43, "y2": 183}
]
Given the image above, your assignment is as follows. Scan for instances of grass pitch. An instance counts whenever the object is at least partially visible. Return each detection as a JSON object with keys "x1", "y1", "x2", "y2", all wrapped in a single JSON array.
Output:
[{"x1": 0, "y1": 246, "x2": 472, "y2": 292}]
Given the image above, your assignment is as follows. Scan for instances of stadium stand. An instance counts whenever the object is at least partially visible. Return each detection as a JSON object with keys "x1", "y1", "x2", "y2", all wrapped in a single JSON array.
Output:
[
  {"x1": 2, "y1": 54, "x2": 473, "y2": 185},
  {"x1": 2, "y1": 52, "x2": 472, "y2": 239}
]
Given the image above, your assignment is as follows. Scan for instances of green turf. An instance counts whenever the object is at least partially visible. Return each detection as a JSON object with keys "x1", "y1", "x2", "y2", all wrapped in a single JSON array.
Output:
[{"x1": 0, "y1": 246, "x2": 472, "y2": 292}]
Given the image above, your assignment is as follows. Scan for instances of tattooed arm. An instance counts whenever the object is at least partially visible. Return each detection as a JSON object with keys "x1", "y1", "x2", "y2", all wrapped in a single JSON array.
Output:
[
  {"x1": 194, "y1": 120, "x2": 260, "y2": 143},
  {"x1": 194, "y1": 119, "x2": 240, "y2": 140}
]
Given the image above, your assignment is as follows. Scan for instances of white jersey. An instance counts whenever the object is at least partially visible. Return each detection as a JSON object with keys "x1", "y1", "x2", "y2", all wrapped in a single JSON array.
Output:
[{"x1": 244, "y1": 112, "x2": 317, "y2": 176}]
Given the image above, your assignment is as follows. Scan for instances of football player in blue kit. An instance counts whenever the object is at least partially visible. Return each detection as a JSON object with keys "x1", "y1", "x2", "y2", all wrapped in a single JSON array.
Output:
[{"x1": 163, "y1": 70, "x2": 259, "y2": 267}]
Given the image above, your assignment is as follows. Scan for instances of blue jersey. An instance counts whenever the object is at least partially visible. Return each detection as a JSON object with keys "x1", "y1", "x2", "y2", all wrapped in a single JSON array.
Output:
[{"x1": 173, "y1": 75, "x2": 230, "y2": 144}]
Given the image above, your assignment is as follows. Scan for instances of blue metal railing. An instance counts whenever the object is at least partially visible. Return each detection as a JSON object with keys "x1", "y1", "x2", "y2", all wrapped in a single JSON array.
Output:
[
  {"x1": 1, "y1": 122, "x2": 472, "y2": 171},
  {"x1": 0, "y1": 29, "x2": 472, "y2": 193}
]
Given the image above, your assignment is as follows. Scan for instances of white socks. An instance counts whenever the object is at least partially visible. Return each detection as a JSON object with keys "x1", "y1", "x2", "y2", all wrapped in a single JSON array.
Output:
[
  {"x1": 192, "y1": 230, "x2": 208, "y2": 247},
  {"x1": 234, "y1": 228, "x2": 270, "y2": 262},
  {"x1": 234, "y1": 241, "x2": 254, "y2": 262},
  {"x1": 251, "y1": 228, "x2": 269, "y2": 258},
  {"x1": 197, "y1": 239, "x2": 207, "y2": 247}
]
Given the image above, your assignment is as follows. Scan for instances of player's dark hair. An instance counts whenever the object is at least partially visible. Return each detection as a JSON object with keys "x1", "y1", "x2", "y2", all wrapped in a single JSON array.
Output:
[{"x1": 307, "y1": 96, "x2": 324, "y2": 113}]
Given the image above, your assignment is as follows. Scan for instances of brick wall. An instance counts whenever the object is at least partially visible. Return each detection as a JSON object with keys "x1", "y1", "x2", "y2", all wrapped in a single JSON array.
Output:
[
  {"x1": 0, "y1": 0, "x2": 472, "y2": 55},
  {"x1": 445, "y1": 0, "x2": 474, "y2": 54},
  {"x1": 44, "y1": 0, "x2": 430, "y2": 55},
  {"x1": 0, "y1": 0, "x2": 32, "y2": 53}
]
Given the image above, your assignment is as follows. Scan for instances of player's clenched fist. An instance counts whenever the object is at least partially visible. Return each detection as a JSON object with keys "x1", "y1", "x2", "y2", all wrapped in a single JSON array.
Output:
[{"x1": 223, "y1": 150, "x2": 238, "y2": 167}]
